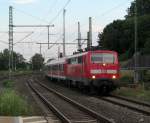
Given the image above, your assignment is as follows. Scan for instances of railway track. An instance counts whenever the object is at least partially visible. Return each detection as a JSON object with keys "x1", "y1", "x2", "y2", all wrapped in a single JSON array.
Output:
[
  {"x1": 27, "y1": 80, "x2": 114, "y2": 123},
  {"x1": 99, "y1": 95, "x2": 150, "y2": 116}
]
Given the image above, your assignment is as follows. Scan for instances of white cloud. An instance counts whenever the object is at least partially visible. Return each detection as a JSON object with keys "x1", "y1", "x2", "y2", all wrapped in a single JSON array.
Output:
[{"x1": 13, "y1": 0, "x2": 37, "y2": 4}]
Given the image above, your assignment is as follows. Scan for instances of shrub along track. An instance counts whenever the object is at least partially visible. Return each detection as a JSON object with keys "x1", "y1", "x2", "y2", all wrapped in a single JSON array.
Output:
[
  {"x1": 27, "y1": 79, "x2": 114, "y2": 123},
  {"x1": 0, "y1": 74, "x2": 44, "y2": 116}
]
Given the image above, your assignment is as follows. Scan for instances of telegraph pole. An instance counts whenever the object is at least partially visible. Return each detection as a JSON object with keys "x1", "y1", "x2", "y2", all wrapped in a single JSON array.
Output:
[
  {"x1": 48, "y1": 26, "x2": 50, "y2": 49},
  {"x1": 87, "y1": 17, "x2": 92, "y2": 49},
  {"x1": 63, "y1": 9, "x2": 66, "y2": 57},
  {"x1": 40, "y1": 43, "x2": 42, "y2": 55},
  {"x1": 134, "y1": 0, "x2": 139, "y2": 84},
  {"x1": 9, "y1": 6, "x2": 13, "y2": 79},
  {"x1": 89, "y1": 17, "x2": 92, "y2": 48},
  {"x1": 78, "y1": 22, "x2": 82, "y2": 51},
  {"x1": 13, "y1": 25, "x2": 54, "y2": 49}
]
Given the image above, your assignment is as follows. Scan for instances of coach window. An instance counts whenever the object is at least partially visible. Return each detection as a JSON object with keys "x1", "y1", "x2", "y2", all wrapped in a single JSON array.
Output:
[
  {"x1": 68, "y1": 59, "x2": 71, "y2": 64},
  {"x1": 78, "y1": 56, "x2": 82, "y2": 64},
  {"x1": 61, "y1": 64, "x2": 64, "y2": 71},
  {"x1": 71, "y1": 57, "x2": 78, "y2": 64},
  {"x1": 60, "y1": 64, "x2": 63, "y2": 71},
  {"x1": 54, "y1": 65, "x2": 57, "y2": 71}
]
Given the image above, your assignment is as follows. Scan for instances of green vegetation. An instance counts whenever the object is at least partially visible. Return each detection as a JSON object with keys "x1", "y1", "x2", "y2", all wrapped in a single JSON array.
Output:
[
  {"x1": 118, "y1": 70, "x2": 134, "y2": 86},
  {"x1": 31, "y1": 53, "x2": 44, "y2": 70},
  {"x1": 3, "y1": 80, "x2": 14, "y2": 88},
  {"x1": 0, "y1": 90, "x2": 30, "y2": 116},
  {"x1": 0, "y1": 49, "x2": 27, "y2": 70},
  {"x1": 119, "y1": 70, "x2": 150, "y2": 87},
  {"x1": 98, "y1": 0, "x2": 150, "y2": 60},
  {"x1": 119, "y1": 76, "x2": 134, "y2": 86},
  {"x1": 0, "y1": 49, "x2": 44, "y2": 71},
  {"x1": 0, "y1": 77, "x2": 32, "y2": 115},
  {"x1": 0, "y1": 70, "x2": 33, "y2": 79},
  {"x1": 113, "y1": 87, "x2": 150, "y2": 102}
]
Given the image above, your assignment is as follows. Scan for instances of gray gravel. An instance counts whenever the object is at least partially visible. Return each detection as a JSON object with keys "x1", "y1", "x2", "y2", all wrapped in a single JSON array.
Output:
[
  {"x1": 103, "y1": 96, "x2": 150, "y2": 114},
  {"x1": 36, "y1": 76, "x2": 150, "y2": 123},
  {"x1": 31, "y1": 81, "x2": 97, "y2": 123}
]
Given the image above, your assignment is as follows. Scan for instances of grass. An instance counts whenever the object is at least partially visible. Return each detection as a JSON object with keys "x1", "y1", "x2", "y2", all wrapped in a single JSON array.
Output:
[
  {"x1": 120, "y1": 70, "x2": 134, "y2": 77},
  {"x1": 0, "y1": 77, "x2": 32, "y2": 115},
  {"x1": 113, "y1": 86, "x2": 150, "y2": 102},
  {"x1": 115, "y1": 68, "x2": 150, "y2": 102},
  {"x1": 0, "y1": 89, "x2": 31, "y2": 116},
  {"x1": 0, "y1": 70, "x2": 33, "y2": 79}
]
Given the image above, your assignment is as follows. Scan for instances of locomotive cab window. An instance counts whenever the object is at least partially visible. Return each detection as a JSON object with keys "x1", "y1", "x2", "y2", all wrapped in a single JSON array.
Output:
[
  {"x1": 71, "y1": 57, "x2": 78, "y2": 64},
  {"x1": 91, "y1": 53, "x2": 114, "y2": 64}
]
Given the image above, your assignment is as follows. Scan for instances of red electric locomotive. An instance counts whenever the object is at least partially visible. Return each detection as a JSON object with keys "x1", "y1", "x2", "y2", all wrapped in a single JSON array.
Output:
[{"x1": 45, "y1": 50, "x2": 119, "y2": 95}]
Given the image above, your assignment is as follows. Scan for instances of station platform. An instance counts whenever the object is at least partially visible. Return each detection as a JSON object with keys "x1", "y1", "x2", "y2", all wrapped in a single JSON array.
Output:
[{"x1": 0, "y1": 116, "x2": 59, "y2": 123}]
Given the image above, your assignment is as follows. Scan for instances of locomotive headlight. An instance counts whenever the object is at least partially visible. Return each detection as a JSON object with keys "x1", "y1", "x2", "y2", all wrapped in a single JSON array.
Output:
[
  {"x1": 92, "y1": 75, "x2": 96, "y2": 79},
  {"x1": 112, "y1": 75, "x2": 116, "y2": 79},
  {"x1": 103, "y1": 63, "x2": 106, "y2": 66}
]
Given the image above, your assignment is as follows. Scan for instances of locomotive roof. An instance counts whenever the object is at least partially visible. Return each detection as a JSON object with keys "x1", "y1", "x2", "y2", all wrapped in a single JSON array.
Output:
[
  {"x1": 46, "y1": 50, "x2": 117, "y2": 65},
  {"x1": 46, "y1": 57, "x2": 66, "y2": 65},
  {"x1": 67, "y1": 52, "x2": 88, "y2": 59}
]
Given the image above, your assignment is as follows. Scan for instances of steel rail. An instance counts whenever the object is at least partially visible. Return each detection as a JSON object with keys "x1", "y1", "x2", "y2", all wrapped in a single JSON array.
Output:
[
  {"x1": 100, "y1": 96, "x2": 150, "y2": 116},
  {"x1": 37, "y1": 81, "x2": 114, "y2": 123},
  {"x1": 27, "y1": 80, "x2": 72, "y2": 123},
  {"x1": 110, "y1": 94, "x2": 150, "y2": 107}
]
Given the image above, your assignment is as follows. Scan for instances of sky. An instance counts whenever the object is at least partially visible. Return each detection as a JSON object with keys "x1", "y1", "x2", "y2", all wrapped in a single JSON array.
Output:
[{"x1": 0, "y1": 0, "x2": 133, "y2": 61}]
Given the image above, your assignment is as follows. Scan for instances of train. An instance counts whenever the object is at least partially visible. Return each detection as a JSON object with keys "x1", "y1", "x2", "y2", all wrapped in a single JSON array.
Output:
[{"x1": 45, "y1": 50, "x2": 120, "y2": 95}]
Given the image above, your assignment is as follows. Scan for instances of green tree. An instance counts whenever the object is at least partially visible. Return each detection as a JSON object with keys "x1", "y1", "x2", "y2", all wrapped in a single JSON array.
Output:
[
  {"x1": 0, "y1": 49, "x2": 9, "y2": 70},
  {"x1": 98, "y1": 0, "x2": 150, "y2": 60},
  {"x1": 14, "y1": 53, "x2": 26, "y2": 70},
  {"x1": 126, "y1": 0, "x2": 150, "y2": 18},
  {"x1": 143, "y1": 38, "x2": 150, "y2": 54},
  {"x1": 0, "y1": 49, "x2": 27, "y2": 70},
  {"x1": 31, "y1": 54, "x2": 44, "y2": 70},
  {"x1": 97, "y1": 33, "x2": 103, "y2": 47}
]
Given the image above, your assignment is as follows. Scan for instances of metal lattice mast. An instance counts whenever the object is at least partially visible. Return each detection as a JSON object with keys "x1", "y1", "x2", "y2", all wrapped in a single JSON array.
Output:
[
  {"x1": 63, "y1": 9, "x2": 66, "y2": 57},
  {"x1": 9, "y1": 6, "x2": 13, "y2": 79},
  {"x1": 78, "y1": 22, "x2": 82, "y2": 51},
  {"x1": 89, "y1": 17, "x2": 92, "y2": 48}
]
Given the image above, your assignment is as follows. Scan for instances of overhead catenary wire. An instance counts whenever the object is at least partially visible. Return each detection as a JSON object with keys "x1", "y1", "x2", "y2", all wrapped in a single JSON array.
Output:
[
  {"x1": 7, "y1": 0, "x2": 131, "y2": 61},
  {"x1": 31, "y1": 0, "x2": 72, "y2": 55},
  {"x1": 17, "y1": 0, "x2": 59, "y2": 41},
  {"x1": 66, "y1": 0, "x2": 132, "y2": 49},
  {"x1": 49, "y1": 0, "x2": 71, "y2": 24},
  {"x1": 0, "y1": 40, "x2": 8, "y2": 44},
  {"x1": 13, "y1": 32, "x2": 34, "y2": 45},
  {"x1": 46, "y1": 0, "x2": 59, "y2": 18},
  {"x1": 14, "y1": 7, "x2": 49, "y2": 23},
  {"x1": 13, "y1": 0, "x2": 71, "y2": 51},
  {"x1": 64, "y1": 0, "x2": 131, "y2": 46}
]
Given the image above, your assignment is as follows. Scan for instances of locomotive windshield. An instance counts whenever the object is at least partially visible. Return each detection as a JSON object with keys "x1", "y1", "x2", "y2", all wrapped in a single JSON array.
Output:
[{"x1": 91, "y1": 53, "x2": 114, "y2": 63}]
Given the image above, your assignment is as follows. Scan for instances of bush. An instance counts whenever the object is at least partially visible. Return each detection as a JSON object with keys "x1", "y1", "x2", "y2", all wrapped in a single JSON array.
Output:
[
  {"x1": 119, "y1": 76, "x2": 134, "y2": 86},
  {"x1": 119, "y1": 51, "x2": 130, "y2": 61},
  {"x1": 3, "y1": 80, "x2": 14, "y2": 88},
  {"x1": 143, "y1": 71, "x2": 150, "y2": 82},
  {"x1": 113, "y1": 87, "x2": 150, "y2": 102},
  {"x1": 0, "y1": 90, "x2": 30, "y2": 116}
]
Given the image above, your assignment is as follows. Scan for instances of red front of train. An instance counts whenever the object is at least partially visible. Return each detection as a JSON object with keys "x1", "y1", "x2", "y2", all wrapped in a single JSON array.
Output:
[{"x1": 45, "y1": 50, "x2": 120, "y2": 94}]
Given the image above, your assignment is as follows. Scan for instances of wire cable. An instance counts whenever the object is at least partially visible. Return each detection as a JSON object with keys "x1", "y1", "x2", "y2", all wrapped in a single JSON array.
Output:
[
  {"x1": 14, "y1": 32, "x2": 34, "y2": 45},
  {"x1": 14, "y1": 7, "x2": 49, "y2": 23},
  {"x1": 49, "y1": 0, "x2": 71, "y2": 24}
]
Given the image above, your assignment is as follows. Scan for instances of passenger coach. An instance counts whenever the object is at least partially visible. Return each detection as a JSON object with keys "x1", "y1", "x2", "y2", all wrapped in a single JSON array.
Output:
[{"x1": 45, "y1": 50, "x2": 120, "y2": 95}]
